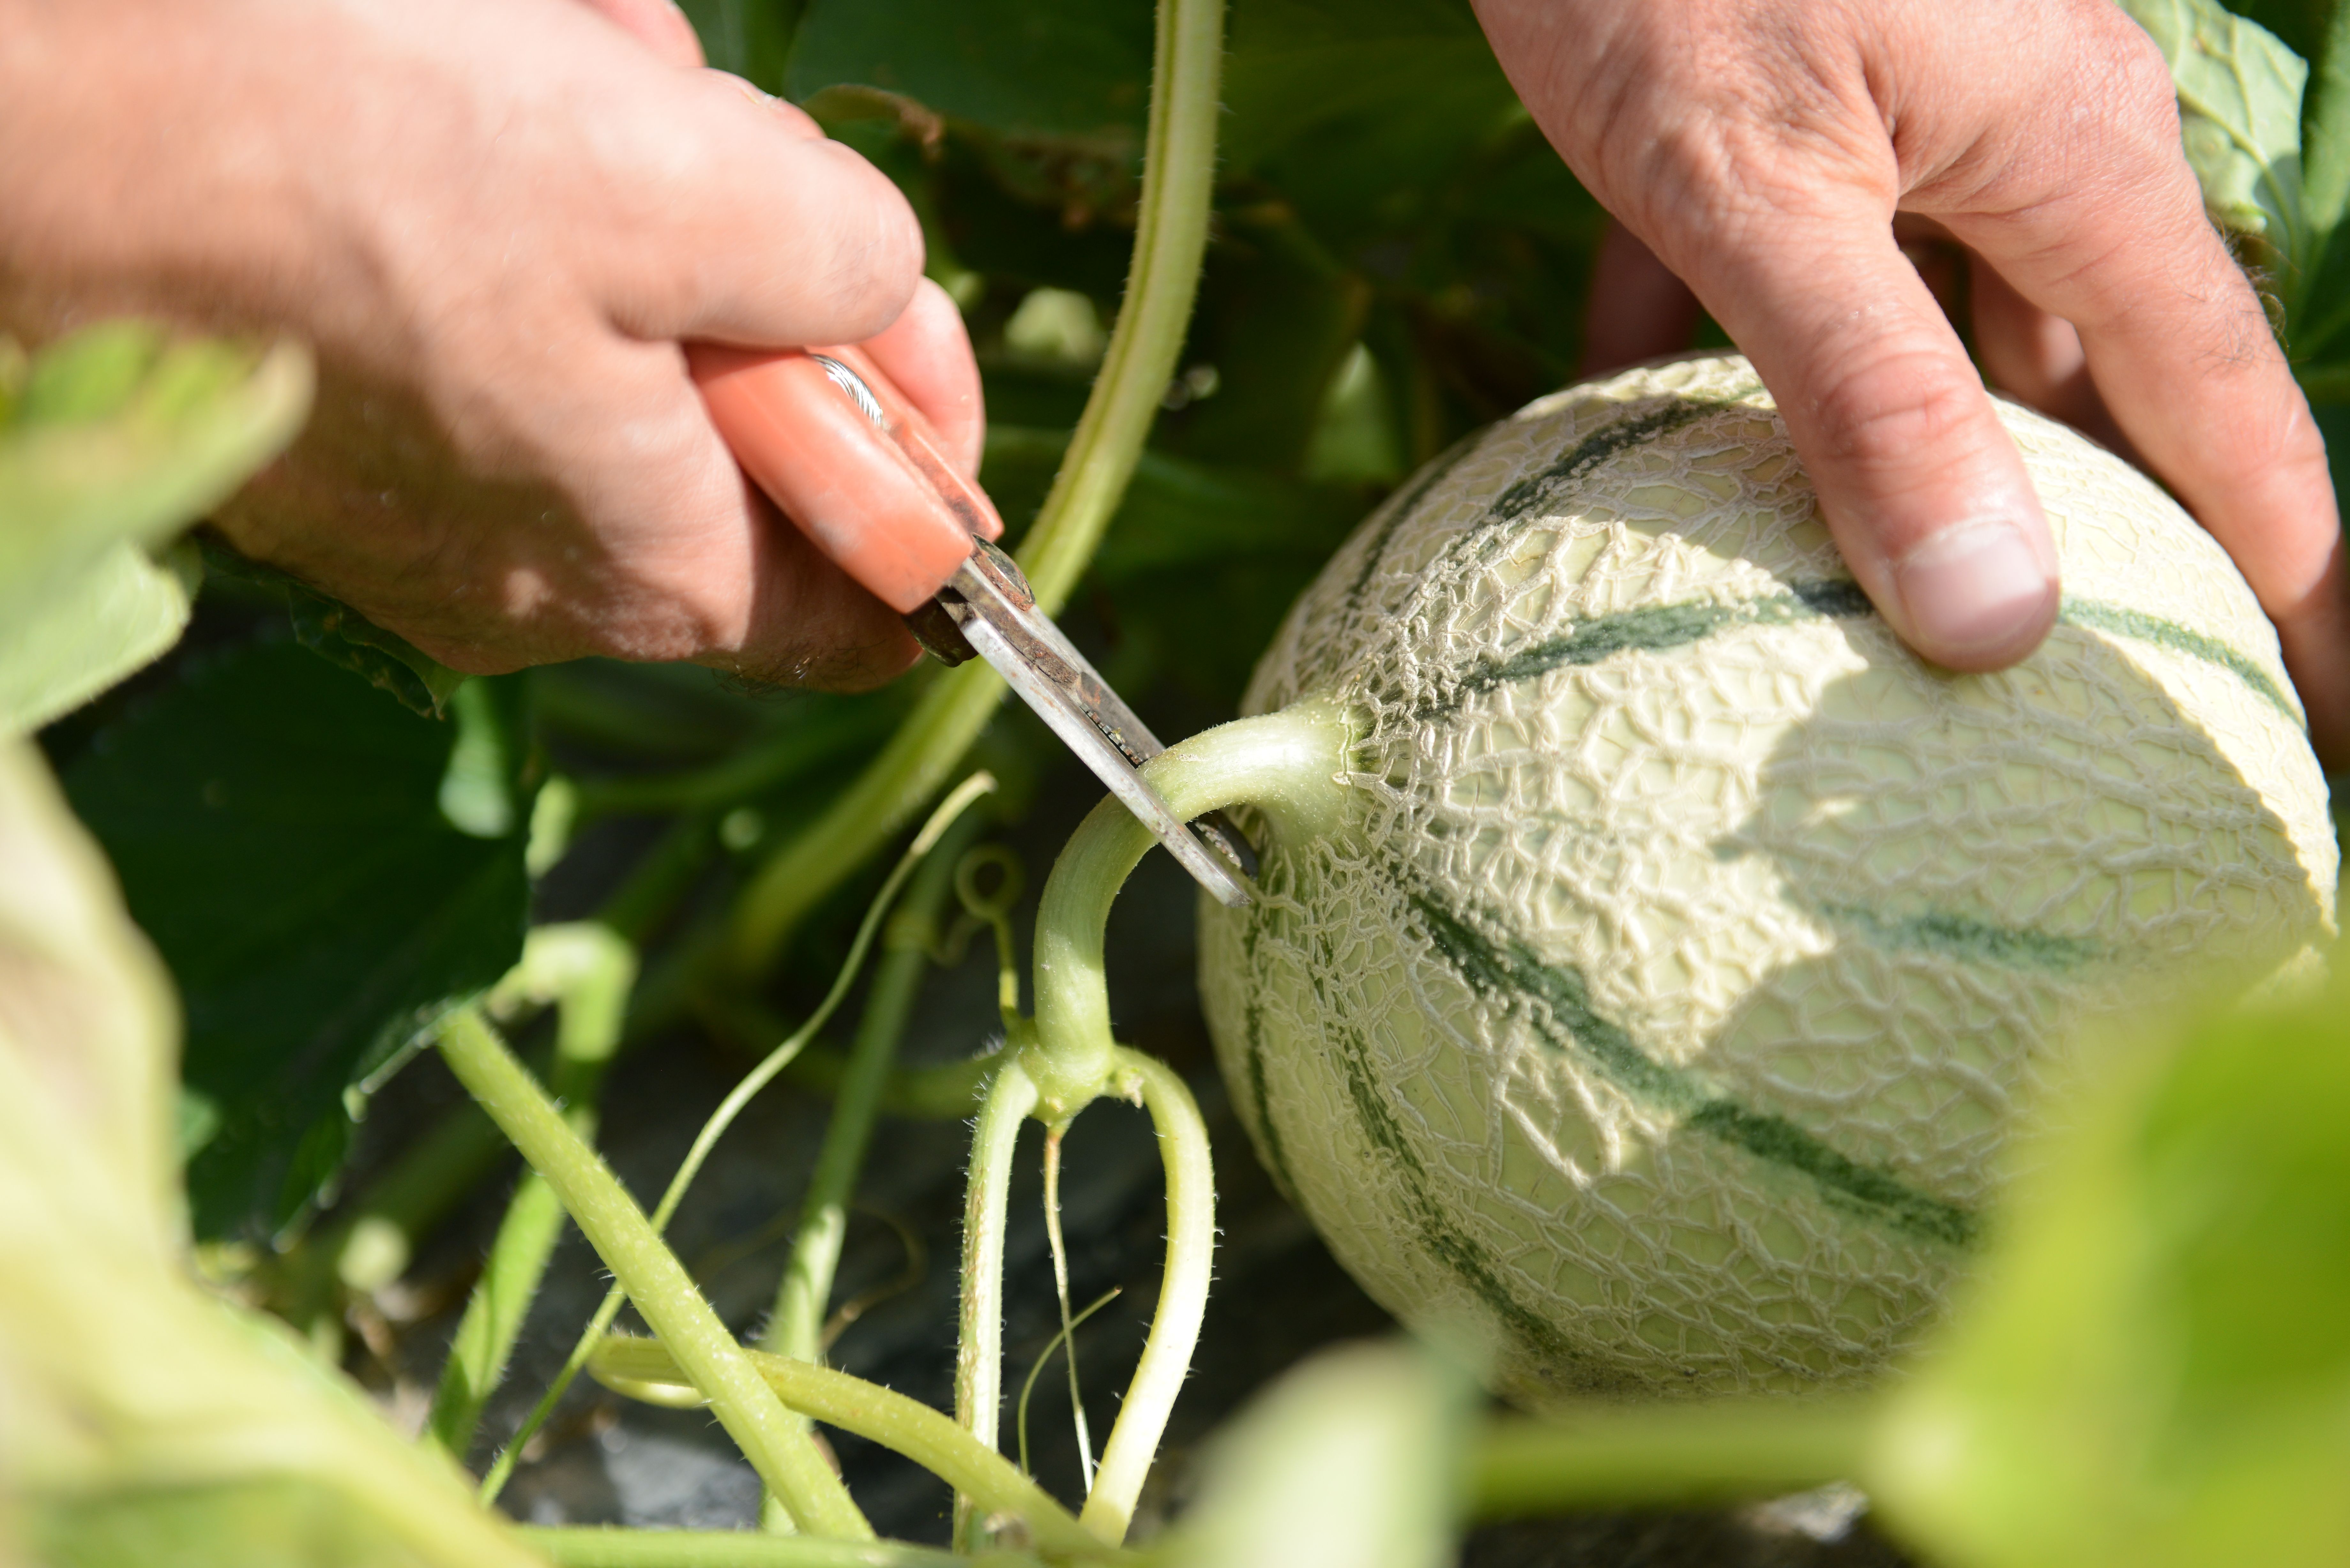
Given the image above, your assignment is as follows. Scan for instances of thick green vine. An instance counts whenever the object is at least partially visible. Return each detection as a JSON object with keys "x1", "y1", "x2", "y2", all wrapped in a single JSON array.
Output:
[{"x1": 725, "y1": 0, "x2": 1231, "y2": 977}]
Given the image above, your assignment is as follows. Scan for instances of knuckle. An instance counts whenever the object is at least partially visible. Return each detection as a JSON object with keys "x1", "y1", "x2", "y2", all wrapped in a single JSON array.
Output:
[
  {"x1": 805, "y1": 150, "x2": 923, "y2": 335},
  {"x1": 2078, "y1": 10, "x2": 2183, "y2": 149},
  {"x1": 1806, "y1": 346, "x2": 1990, "y2": 470}
]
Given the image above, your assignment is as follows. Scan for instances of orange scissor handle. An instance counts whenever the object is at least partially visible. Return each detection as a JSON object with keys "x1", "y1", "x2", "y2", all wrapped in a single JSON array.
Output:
[{"x1": 691, "y1": 342, "x2": 1003, "y2": 615}]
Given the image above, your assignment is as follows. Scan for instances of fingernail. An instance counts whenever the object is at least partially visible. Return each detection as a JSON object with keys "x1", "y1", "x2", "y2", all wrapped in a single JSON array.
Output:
[{"x1": 1889, "y1": 519, "x2": 2056, "y2": 665}]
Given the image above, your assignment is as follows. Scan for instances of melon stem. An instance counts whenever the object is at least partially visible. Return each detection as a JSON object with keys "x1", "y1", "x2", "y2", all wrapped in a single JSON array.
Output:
[
  {"x1": 954, "y1": 1054, "x2": 1039, "y2": 1549},
  {"x1": 951, "y1": 701, "x2": 1350, "y2": 1547},
  {"x1": 1021, "y1": 701, "x2": 1352, "y2": 1116},
  {"x1": 1077, "y1": 1047, "x2": 1217, "y2": 1544}
]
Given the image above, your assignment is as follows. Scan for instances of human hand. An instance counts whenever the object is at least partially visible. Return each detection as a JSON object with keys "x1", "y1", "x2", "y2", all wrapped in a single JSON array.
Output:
[
  {"x1": 0, "y1": 0, "x2": 984, "y2": 690},
  {"x1": 1473, "y1": 0, "x2": 2350, "y2": 761}
]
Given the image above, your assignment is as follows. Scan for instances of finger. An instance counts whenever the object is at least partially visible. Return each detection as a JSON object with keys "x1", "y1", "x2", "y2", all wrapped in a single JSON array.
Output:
[
  {"x1": 1579, "y1": 219, "x2": 1700, "y2": 377},
  {"x1": 861, "y1": 277, "x2": 985, "y2": 479},
  {"x1": 579, "y1": 349, "x2": 925, "y2": 687},
  {"x1": 1668, "y1": 204, "x2": 2058, "y2": 670},
  {"x1": 1966, "y1": 259, "x2": 2130, "y2": 457},
  {"x1": 604, "y1": 70, "x2": 924, "y2": 351},
  {"x1": 1950, "y1": 183, "x2": 2348, "y2": 764},
  {"x1": 571, "y1": 0, "x2": 705, "y2": 68},
  {"x1": 714, "y1": 479, "x2": 926, "y2": 690}
]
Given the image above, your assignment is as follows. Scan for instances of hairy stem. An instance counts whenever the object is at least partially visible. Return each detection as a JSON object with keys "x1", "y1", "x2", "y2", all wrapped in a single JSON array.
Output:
[
  {"x1": 1467, "y1": 1402, "x2": 1875, "y2": 1519},
  {"x1": 724, "y1": 0, "x2": 1229, "y2": 976},
  {"x1": 591, "y1": 1337, "x2": 1121, "y2": 1561},
  {"x1": 424, "y1": 925, "x2": 636, "y2": 1463},
  {"x1": 1022, "y1": 702, "x2": 1350, "y2": 1114},
  {"x1": 764, "y1": 811, "x2": 983, "y2": 1365},
  {"x1": 275, "y1": 806, "x2": 716, "y2": 1346},
  {"x1": 955, "y1": 1056, "x2": 1039, "y2": 1547},
  {"x1": 1075, "y1": 1049, "x2": 1216, "y2": 1545},
  {"x1": 758, "y1": 809, "x2": 989, "y2": 1531},
  {"x1": 435, "y1": 1008, "x2": 872, "y2": 1540},
  {"x1": 478, "y1": 774, "x2": 996, "y2": 1506}
]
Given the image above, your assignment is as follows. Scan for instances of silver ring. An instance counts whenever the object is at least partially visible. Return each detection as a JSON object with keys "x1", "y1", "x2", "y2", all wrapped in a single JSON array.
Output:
[{"x1": 811, "y1": 354, "x2": 886, "y2": 426}]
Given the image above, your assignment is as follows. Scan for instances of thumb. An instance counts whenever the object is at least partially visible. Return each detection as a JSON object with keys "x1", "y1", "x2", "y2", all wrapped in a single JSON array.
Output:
[{"x1": 1670, "y1": 208, "x2": 2059, "y2": 671}]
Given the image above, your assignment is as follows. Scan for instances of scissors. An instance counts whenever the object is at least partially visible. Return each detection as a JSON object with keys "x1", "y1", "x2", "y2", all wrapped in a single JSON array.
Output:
[{"x1": 693, "y1": 342, "x2": 1252, "y2": 908}]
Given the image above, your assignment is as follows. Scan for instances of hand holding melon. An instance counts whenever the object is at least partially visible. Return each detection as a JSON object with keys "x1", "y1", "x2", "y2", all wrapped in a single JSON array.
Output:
[{"x1": 1196, "y1": 355, "x2": 2335, "y2": 1400}]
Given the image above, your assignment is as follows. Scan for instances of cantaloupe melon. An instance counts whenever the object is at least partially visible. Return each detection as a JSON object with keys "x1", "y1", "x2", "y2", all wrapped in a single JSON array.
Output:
[{"x1": 1199, "y1": 355, "x2": 2337, "y2": 1400}]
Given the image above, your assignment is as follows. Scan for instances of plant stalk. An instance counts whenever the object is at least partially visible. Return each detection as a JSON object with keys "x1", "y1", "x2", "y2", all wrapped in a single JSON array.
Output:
[
  {"x1": 757, "y1": 810, "x2": 989, "y2": 1531},
  {"x1": 724, "y1": 0, "x2": 1230, "y2": 976},
  {"x1": 591, "y1": 1337, "x2": 1121, "y2": 1561},
  {"x1": 434, "y1": 1007, "x2": 874, "y2": 1540},
  {"x1": 424, "y1": 925, "x2": 637, "y2": 1463},
  {"x1": 476, "y1": 775, "x2": 996, "y2": 1506},
  {"x1": 1467, "y1": 1402, "x2": 1875, "y2": 1519},
  {"x1": 1074, "y1": 1050, "x2": 1216, "y2": 1545},
  {"x1": 1021, "y1": 702, "x2": 1349, "y2": 1115},
  {"x1": 764, "y1": 813, "x2": 984, "y2": 1366},
  {"x1": 954, "y1": 1057, "x2": 1039, "y2": 1547}
]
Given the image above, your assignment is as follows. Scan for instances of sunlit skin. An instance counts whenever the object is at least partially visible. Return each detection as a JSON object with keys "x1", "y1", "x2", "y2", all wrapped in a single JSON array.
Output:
[
  {"x1": 3, "y1": 0, "x2": 2340, "y2": 763},
  {"x1": 0, "y1": 0, "x2": 978, "y2": 690},
  {"x1": 1478, "y1": 0, "x2": 2347, "y2": 761}
]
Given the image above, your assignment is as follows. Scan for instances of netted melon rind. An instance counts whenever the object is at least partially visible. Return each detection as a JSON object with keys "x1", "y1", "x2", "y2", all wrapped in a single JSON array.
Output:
[{"x1": 1199, "y1": 355, "x2": 2336, "y2": 1401}]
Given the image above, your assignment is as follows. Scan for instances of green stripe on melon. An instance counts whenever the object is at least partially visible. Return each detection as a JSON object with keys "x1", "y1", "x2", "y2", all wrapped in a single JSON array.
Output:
[{"x1": 1200, "y1": 354, "x2": 2336, "y2": 1400}]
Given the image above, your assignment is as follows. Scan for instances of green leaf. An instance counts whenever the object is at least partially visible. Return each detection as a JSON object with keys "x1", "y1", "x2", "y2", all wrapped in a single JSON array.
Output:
[
  {"x1": 1166, "y1": 211, "x2": 1371, "y2": 473},
  {"x1": 2300, "y1": 0, "x2": 2350, "y2": 234},
  {"x1": 0, "y1": 741, "x2": 538, "y2": 1568},
  {"x1": 2120, "y1": 0, "x2": 2311, "y2": 264},
  {"x1": 676, "y1": 0, "x2": 796, "y2": 93},
  {"x1": 982, "y1": 427, "x2": 1364, "y2": 574},
  {"x1": 2314, "y1": 401, "x2": 2350, "y2": 498},
  {"x1": 198, "y1": 538, "x2": 467, "y2": 719},
  {"x1": 61, "y1": 637, "x2": 530, "y2": 1240},
  {"x1": 0, "y1": 324, "x2": 310, "y2": 736},
  {"x1": 1221, "y1": 0, "x2": 1520, "y2": 176},
  {"x1": 980, "y1": 426, "x2": 1365, "y2": 705},
  {"x1": 2290, "y1": 2, "x2": 2350, "y2": 358},
  {"x1": 1870, "y1": 965, "x2": 2350, "y2": 1568},
  {"x1": 0, "y1": 741, "x2": 184, "y2": 1254},
  {"x1": 0, "y1": 539, "x2": 200, "y2": 737},
  {"x1": 788, "y1": 0, "x2": 1153, "y2": 148}
]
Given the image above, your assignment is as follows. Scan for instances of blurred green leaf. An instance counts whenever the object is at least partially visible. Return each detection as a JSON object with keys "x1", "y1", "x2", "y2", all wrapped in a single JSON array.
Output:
[
  {"x1": 62, "y1": 637, "x2": 530, "y2": 1240},
  {"x1": 2299, "y1": 0, "x2": 2350, "y2": 233},
  {"x1": 0, "y1": 323, "x2": 310, "y2": 736},
  {"x1": 198, "y1": 539, "x2": 467, "y2": 719},
  {"x1": 983, "y1": 427, "x2": 1364, "y2": 575},
  {"x1": 0, "y1": 539, "x2": 200, "y2": 737},
  {"x1": 789, "y1": 0, "x2": 1151, "y2": 147},
  {"x1": 0, "y1": 741, "x2": 535, "y2": 1568},
  {"x1": 2292, "y1": 2, "x2": 2350, "y2": 358},
  {"x1": 1159, "y1": 1341, "x2": 1472, "y2": 1568},
  {"x1": 1168, "y1": 210, "x2": 1370, "y2": 472},
  {"x1": 34, "y1": 1477, "x2": 445, "y2": 1568},
  {"x1": 1870, "y1": 970, "x2": 2350, "y2": 1568},
  {"x1": 2312, "y1": 401, "x2": 2350, "y2": 497},
  {"x1": 2121, "y1": 0, "x2": 2310, "y2": 261},
  {"x1": 1222, "y1": 0, "x2": 1519, "y2": 177},
  {"x1": 676, "y1": 0, "x2": 797, "y2": 94}
]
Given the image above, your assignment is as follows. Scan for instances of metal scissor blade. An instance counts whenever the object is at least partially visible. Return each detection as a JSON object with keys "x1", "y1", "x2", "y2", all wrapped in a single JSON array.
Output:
[{"x1": 942, "y1": 542, "x2": 1253, "y2": 908}]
